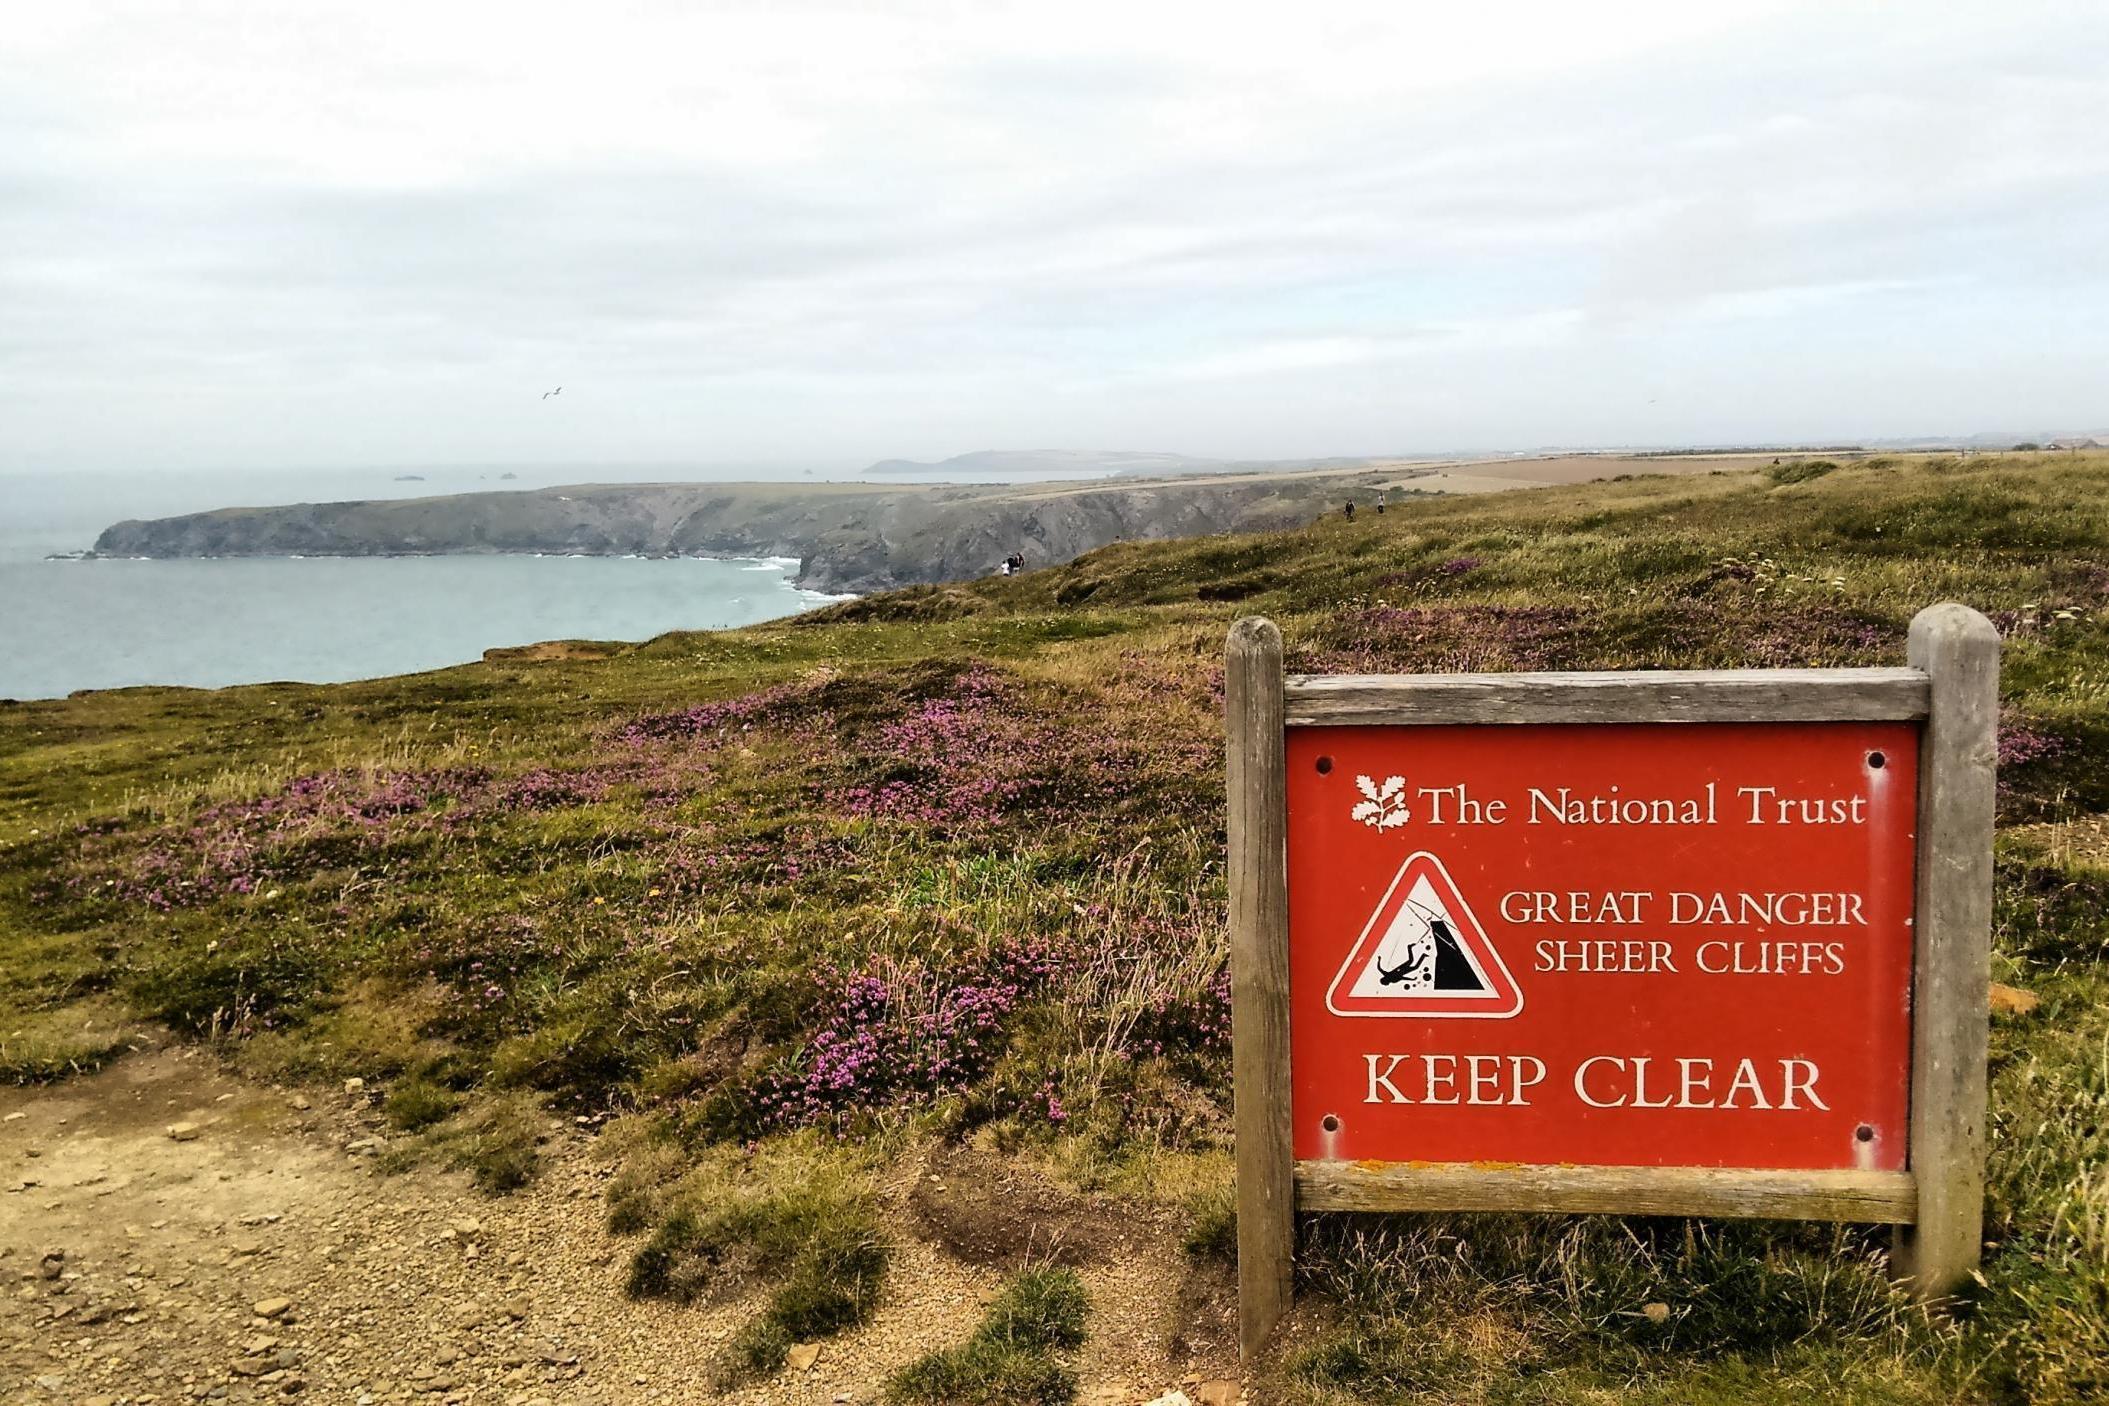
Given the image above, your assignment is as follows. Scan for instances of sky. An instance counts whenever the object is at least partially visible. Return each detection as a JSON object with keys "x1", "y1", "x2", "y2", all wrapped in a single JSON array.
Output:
[{"x1": 3, "y1": 0, "x2": 2106, "y2": 475}]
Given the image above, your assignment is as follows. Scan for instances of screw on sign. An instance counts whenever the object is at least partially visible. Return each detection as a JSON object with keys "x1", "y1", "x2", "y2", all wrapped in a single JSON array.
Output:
[{"x1": 1223, "y1": 605, "x2": 1999, "y2": 1365}]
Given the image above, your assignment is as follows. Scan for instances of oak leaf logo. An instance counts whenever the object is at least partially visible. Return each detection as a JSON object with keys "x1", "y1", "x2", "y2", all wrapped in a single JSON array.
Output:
[{"x1": 1351, "y1": 774, "x2": 1410, "y2": 830}]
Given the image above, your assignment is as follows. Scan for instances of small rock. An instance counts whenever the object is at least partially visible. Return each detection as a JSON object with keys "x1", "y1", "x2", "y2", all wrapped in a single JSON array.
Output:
[
  {"x1": 1196, "y1": 1380, "x2": 1239, "y2": 1406},
  {"x1": 786, "y1": 1342, "x2": 822, "y2": 1372},
  {"x1": 167, "y1": 1121, "x2": 202, "y2": 1141},
  {"x1": 1989, "y1": 982, "x2": 2040, "y2": 1017},
  {"x1": 289, "y1": 1095, "x2": 312, "y2": 1111},
  {"x1": 1643, "y1": 1301, "x2": 1672, "y2": 1324},
  {"x1": 343, "y1": 1077, "x2": 365, "y2": 1096},
  {"x1": 252, "y1": 1297, "x2": 294, "y2": 1320},
  {"x1": 1143, "y1": 1393, "x2": 1194, "y2": 1406}
]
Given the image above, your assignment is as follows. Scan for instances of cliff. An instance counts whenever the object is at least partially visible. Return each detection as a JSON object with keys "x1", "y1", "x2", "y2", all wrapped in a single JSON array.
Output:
[{"x1": 91, "y1": 471, "x2": 1394, "y2": 593}]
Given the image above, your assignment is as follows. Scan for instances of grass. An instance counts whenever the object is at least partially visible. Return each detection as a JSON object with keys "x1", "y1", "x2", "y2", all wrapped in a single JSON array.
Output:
[
  {"x1": 887, "y1": 1265, "x2": 1090, "y2": 1406},
  {"x1": 3, "y1": 449, "x2": 2108, "y2": 1400},
  {"x1": 1182, "y1": 1179, "x2": 1240, "y2": 1260},
  {"x1": 610, "y1": 1136, "x2": 892, "y2": 1382},
  {"x1": 0, "y1": 992, "x2": 151, "y2": 1084},
  {"x1": 449, "y1": 1097, "x2": 545, "y2": 1193},
  {"x1": 383, "y1": 1076, "x2": 461, "y2": 1132},
  {"x1": 1275, "y1": 1212, "x2": 1933, "y2": 1403}
]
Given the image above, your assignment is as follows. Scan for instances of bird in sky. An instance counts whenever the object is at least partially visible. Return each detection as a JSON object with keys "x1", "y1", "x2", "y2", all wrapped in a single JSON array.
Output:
[{"x1": 542, "y1": 386, "x2": 562, "y2": 399}]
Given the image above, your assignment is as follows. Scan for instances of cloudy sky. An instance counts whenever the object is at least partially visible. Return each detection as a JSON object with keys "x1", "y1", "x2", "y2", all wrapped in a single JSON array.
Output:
[{"x1": 4, "y1": 1, "x2": 2106, "y2": 474}]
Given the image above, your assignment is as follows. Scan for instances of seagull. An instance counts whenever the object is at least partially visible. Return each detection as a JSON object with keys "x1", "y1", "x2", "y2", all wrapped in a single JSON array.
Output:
[{"x1": 542, "y1": 386, "x2": 562, "y2": 399}]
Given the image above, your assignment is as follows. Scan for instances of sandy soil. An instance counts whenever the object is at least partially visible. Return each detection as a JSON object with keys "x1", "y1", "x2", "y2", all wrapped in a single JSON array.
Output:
[
  {"x1": 1007, "y1": 450, "x2": 1791, "y2": 502},
  {"x1": 2, "y1": 1048, "x2": 1235, "y2": 1406},
  {"x1": 1408, "y1": 452, "x2": 1788, "y2": 486}
]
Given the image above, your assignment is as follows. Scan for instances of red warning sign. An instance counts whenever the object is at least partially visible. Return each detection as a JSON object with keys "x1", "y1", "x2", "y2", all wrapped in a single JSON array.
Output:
[
  {"x1": 1325, "y1": 852, "x2": 1523, "y2": 1018},
  {"x1": 1286, "y1": 722, "x2": 1919, "y2": 1171}
]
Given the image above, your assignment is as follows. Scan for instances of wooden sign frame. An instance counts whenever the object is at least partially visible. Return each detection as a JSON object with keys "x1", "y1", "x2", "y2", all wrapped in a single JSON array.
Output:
[{"x1": 1225, "y1": 603, "x2": 1999, "y2": 1362}]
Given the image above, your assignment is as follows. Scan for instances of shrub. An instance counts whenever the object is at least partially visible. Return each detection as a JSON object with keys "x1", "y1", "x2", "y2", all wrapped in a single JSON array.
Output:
[
  {"x1": 1182, "y1": 1183, "x2": 1237, "y2": 1261},
  {"x1": 1996, "y1": 859, "x2": 2109, "y2": 965},
  {"x1": 626, "y1": 1206, "x2": 711, "y2": 1301},
  {"x1": 0, "y1": 997, "x2": 141, "y2": 1085},
  {"x1": 432, "y1": 1099, "x2": 545, "y2": 1194},
  {"x1": 746, "y1": 942, "x2": 1068, "y2": 1130},
  {"x1": 622, "y1": 1168, "x2": 891, "y2": 1384},
  {"x1": 887, "y1": 1342, "x2": 1075, "y2": 1406},
  {"x1": 1769, "y1": 459, "x2": 1839, "y2": 484},
  {"x1": 132, "y1": 932, "x2": 329, "y2": 1037},
  {"x1": 1274, "y1": 1212, "x2": 1923, "y2": 1405},
  {"x1": 887, "y1": 1267, "x2": 1089, "y2": 1405},
  {"x1": 383, "y1": 1077, "x2": 459, "y2": 1132},
  {"x1": 977, "y1": 1265, "x2": 1089, "y2": 1351},
  {"x1": 723, "y1": 1228, "x2": 889, "y2": 1376},
  {"x1": 1289, "y1": 1326, "x2": 1472, "y2": 1398},
  {"x1": 467, "y1": 1136, "x2": 538, "y2": 1194}
]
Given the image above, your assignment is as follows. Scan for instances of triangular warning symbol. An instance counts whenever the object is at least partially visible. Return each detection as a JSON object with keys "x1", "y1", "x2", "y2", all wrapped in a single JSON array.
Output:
[{"x1": 1325, "y1": 851, "x2": 1524, "y2": 1018}]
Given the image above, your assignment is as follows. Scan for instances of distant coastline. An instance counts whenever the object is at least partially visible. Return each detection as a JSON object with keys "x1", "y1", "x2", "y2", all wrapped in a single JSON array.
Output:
[
  {"x1": 84, "y1": 451, "x2": 1849, "y2": 594},
  {"x1": 88, "y1": 471, "x2": 1371, "y2": 594}
]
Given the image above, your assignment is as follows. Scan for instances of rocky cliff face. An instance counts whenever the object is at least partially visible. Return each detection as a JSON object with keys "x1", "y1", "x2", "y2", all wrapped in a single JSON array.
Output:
[{"x1": 93, "y1": 475, "x2": 1363, "y2": 593}]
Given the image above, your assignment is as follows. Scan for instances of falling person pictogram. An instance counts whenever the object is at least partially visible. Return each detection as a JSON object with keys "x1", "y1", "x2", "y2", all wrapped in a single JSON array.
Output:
[
  {"x1": 1370, "y1": 898, "x2": 1490, "y2": 994},
  {"x1": 1327, "y1": 854, "x2": 1524, "y2": 1018}
]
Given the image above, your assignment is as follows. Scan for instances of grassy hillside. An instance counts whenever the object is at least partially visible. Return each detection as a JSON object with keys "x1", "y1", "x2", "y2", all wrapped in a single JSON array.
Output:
[{"x1": 4, "y1": 451, "x2": 2106, "y2": 1402}]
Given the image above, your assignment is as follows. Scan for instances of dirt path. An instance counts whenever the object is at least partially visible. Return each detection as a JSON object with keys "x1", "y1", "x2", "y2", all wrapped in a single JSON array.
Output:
[{"x1": 2, "y1": 1049, "x2": 1234, "y2": 1406}]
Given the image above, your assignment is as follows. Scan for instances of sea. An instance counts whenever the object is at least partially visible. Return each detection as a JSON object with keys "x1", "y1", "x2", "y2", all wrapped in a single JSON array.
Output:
[{"x1": 0, "y1": 464, "x2": 864, "y2": 702}]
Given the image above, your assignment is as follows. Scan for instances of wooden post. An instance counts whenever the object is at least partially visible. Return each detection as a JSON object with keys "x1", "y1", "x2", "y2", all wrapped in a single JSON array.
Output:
[
  {"x1": 1894, "y1": 602, "x2": 1999, "y2": 1302},
  {"x1": 1227, "y1": 617, "x2": 1293, "y2": 1364}
]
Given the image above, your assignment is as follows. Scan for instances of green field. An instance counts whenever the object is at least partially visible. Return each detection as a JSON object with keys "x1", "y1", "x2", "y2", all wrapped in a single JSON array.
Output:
[{"x1": 4, "y1": 451, "x2": 2105, "y2": 1403}]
